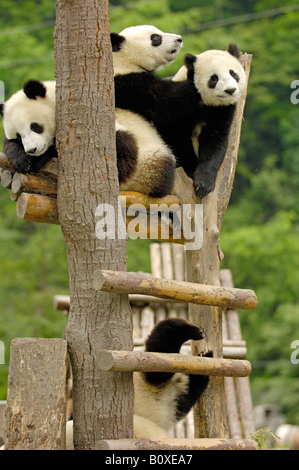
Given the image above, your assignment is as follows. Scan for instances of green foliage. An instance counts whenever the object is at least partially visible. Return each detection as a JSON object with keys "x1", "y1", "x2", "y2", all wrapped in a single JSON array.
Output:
[
  {"x1": 248, "y1": 427, "x2": 279, "y2": 449},
  {"x1": 0, "y1": 0, "x2": 298, "y2": 426}
]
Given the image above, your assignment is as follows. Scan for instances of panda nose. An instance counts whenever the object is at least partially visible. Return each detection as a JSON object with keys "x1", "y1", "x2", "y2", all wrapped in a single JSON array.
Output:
[
  {"x1": 225, "y1": 87, "x2": 236, "y2": 95},
  {"x1": 27, "y1": 147, "x2": 37, "y2": 155},
  {"x1": 176, "y1": 37, "x2": 182, "y2": 43}
]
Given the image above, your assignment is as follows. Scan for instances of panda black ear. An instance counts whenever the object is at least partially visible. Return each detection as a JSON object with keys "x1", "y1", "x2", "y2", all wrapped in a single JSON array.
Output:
[
  {"x1": 184, "y1": 53, "x2": 196, "y2": 80},
  {"x1": 110, "y1": 33, "x2": 125, "y2": 52},
  {"x1": 184, "y1": 53, "x2": 196, "y2": 69},
  {"x1": 0, "y1": 102, "x2": 4, "y2": 117},
  {"x1": 228, "y1": 43, "x2": 241, "y2": 59},
  {"x1": 23, "y1": 80, "x2": 46, "y2": 100}
]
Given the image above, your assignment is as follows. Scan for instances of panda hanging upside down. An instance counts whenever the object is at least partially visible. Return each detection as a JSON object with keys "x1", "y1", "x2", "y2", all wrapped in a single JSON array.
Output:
[
  {"x1": 65, "y1": 318, "x2": 210, "y2": 448},
  {"x1": 134, "y1": 318, "x2": 210, "y2": 439}
]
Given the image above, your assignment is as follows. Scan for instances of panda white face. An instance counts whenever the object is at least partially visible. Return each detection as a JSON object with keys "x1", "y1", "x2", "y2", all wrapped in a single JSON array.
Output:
[
  {"x1": 2, "y1": 80, "x2": 55, "y2": 156},
  {"x1": 111, "y1": 25, "x2": 183, "y2": 75},
  {"x1": 174, "y1": 46, "x2": 246, "y2": 107},
  {"x1": 190, "y1": 49, "x2": 246, "y2": 106}
]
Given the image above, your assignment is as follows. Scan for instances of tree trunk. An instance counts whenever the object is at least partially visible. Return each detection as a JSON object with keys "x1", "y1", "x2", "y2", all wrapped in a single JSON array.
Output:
[
  {"x1": 54, "y1": 0, "x2": 133, "y2": 449},
  {"x1": 173, "y1": 53, "x2": 252, "y2": 438}
]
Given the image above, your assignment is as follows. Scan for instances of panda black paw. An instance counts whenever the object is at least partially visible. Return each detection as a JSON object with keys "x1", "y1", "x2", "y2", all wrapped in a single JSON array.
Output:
[
  {"x1": 198, "y1": 349, "x2": 213, "y2": 358},
  {"x1": 193, "y1": 179, "x2": 215, "y2": 198},
  {"x1": 11, "y1": 158, "x2": 31, "y2": 173}
]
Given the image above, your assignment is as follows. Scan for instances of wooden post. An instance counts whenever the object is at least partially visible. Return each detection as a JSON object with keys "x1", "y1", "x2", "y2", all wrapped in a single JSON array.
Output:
[
  {"x1": 5, "y1": 338, "x2": 68, "y2": 450},
  {"x1": 173, "y1": 53, "x2": 253, "y2": 438},
  {"x1": 0, "y1": 401, "x2": 6, "y2": 447},
  {"x1": 54, "y1": 0, "x2": 133, "y2": 449},
  {"x1": 221, "y1": 269, "x2": 255, "y2": 436}
]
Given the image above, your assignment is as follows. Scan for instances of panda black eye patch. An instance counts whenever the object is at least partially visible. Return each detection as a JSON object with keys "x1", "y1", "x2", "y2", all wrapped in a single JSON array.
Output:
[
  {"x1": 229, "y1": 69, "x2": 240, "y2": 82},
  {"x1": 30, "y1": 122, "x2": 44, "y2": 134},
  {"x1": 208, "y1": 74, "x2": 219, "y2": 88},
  {"x1": 151, "y1": 34, "x2": 162, "y2": 47}
]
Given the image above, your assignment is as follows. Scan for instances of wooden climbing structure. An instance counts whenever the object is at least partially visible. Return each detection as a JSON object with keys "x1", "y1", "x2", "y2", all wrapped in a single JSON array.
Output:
[{"x1": 0, "y1": 50, "x2": 256, "y2": 450}]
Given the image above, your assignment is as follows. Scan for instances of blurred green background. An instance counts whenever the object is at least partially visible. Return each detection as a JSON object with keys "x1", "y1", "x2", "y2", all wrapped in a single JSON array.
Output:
[{"x1": 0, "y1": 0, "x2": 299, "y2": 426}]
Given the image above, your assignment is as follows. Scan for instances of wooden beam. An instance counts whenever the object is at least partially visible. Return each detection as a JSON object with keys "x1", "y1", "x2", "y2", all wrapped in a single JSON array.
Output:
[
  {"x1": 16, "y1": 192, "x2": 58, "y2": 224},
  {"x1": 119, "y1": 191, "x2": 181, "y2": 210},
  {"x1": 93, "y1": 270, "x2": 258, "y2": 310},
  {"x1": 95, "y1": 438, "x2": 258, "y2": 450},
  {"x1": 97, "y1": 350, "x2": 251, "y2": 377},
  {"x1": 13, "y1": 192, "x2": 185, "y2": 243},
  {"x1": 11, "y1": 173, "x2": 57, "y2": 198}
]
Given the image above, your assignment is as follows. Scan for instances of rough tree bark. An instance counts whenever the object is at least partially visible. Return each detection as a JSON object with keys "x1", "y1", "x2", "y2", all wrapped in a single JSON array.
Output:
[{"x1": 54, "y1": 0, "x2": 133, "y2": 449}]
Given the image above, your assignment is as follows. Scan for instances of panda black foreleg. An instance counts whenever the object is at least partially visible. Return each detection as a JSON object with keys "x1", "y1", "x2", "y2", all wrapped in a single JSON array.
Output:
[
  {"x1": 3, "y1": 137, "x2": 33, "y2": 173},
  {"x1": 193, "y1": 144, "x2": 228, "y2": 198},
  {"x1": 175, "y1": 350, "x2": 212, "y2": 421},
  {"x1": 3, "y1": 138, "x2": 57, "y2": 173},
  {"x1": 29, "y1": 144, "x2": 58, "y2": 172},
  {"x1": 193, "y1": 106, "x2": 236, "y2": 197},
  {"x1": 143, "y1": 318, "x2": 205, "y2": 386}
]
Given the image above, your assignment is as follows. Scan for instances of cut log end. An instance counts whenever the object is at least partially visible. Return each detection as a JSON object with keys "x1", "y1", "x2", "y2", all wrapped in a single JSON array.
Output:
[{"x1": 92, "y1": 269, "x2": 106, "y2": 291}]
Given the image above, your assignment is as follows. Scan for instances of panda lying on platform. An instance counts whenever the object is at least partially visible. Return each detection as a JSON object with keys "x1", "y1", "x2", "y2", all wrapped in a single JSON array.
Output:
[
  {"x1": 0, "y1": 78, "x2": 176, "y2": 197},
  {"x1": 113, "y1": 36, "x2": 247, "y2": 197},
  {"x1": 65, "y1": 318, "x2": 209, "y2": 448}
]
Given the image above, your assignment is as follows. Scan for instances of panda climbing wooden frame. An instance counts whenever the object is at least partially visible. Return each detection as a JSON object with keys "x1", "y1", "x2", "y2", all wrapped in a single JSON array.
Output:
[{"x1": 0, "y1": 41, "x2": 253, "y2": 447}]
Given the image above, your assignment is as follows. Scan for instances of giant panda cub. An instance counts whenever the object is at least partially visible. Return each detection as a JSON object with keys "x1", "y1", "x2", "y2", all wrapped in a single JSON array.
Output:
[
  {"x1": 65, "y1": 318, "x2": 209, "y2": 447},
  {"x1": 113, "y1": 40, "x2": 247, "y2": 197},
  {"x1": 173, "y1": 44, "x2": 247, "y2": 197},
  {"x1": 0, "y1": 80, "x2": 57, "y2": 173},
  {"x1": 133, "y1": 317, "x2": 210, "y2": 439},
  {"x1": 112, "y1": 25, "x2": 183, "y2": 197}
]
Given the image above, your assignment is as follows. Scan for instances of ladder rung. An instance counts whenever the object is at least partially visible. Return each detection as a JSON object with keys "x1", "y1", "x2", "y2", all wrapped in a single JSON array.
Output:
[
  {"x1": 97, "y1": 350, "x2": 252, "y2": 377},
  {"x1": 93, "y1": 270, "x2": 258, "y2": 310},
  {"x1": 96, "y1": 438, "x2": 258, "y2": 450}
]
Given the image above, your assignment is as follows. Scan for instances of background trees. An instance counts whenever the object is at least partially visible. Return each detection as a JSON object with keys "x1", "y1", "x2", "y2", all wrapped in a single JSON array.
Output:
[{"x1": 0, "y1": 0, "x2": 298, "y2": 424}]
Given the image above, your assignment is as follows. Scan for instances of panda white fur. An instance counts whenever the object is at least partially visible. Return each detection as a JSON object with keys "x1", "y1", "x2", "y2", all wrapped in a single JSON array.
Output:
[
  {"x1": 116, "y1": 111, "x2": 176, "y2": 196},
  {"x1": 113, "y1": 41, "x2": 247, "y2": 197},
  {"x1": 112, "y1": 25, "x2": 183, "y2": 197},
  {"x1": 65, "y1": 318, "x2": 209, "y2": 448},
  {"x1": 0, "y1": 80, "x2": 57, "y2": 173}
]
